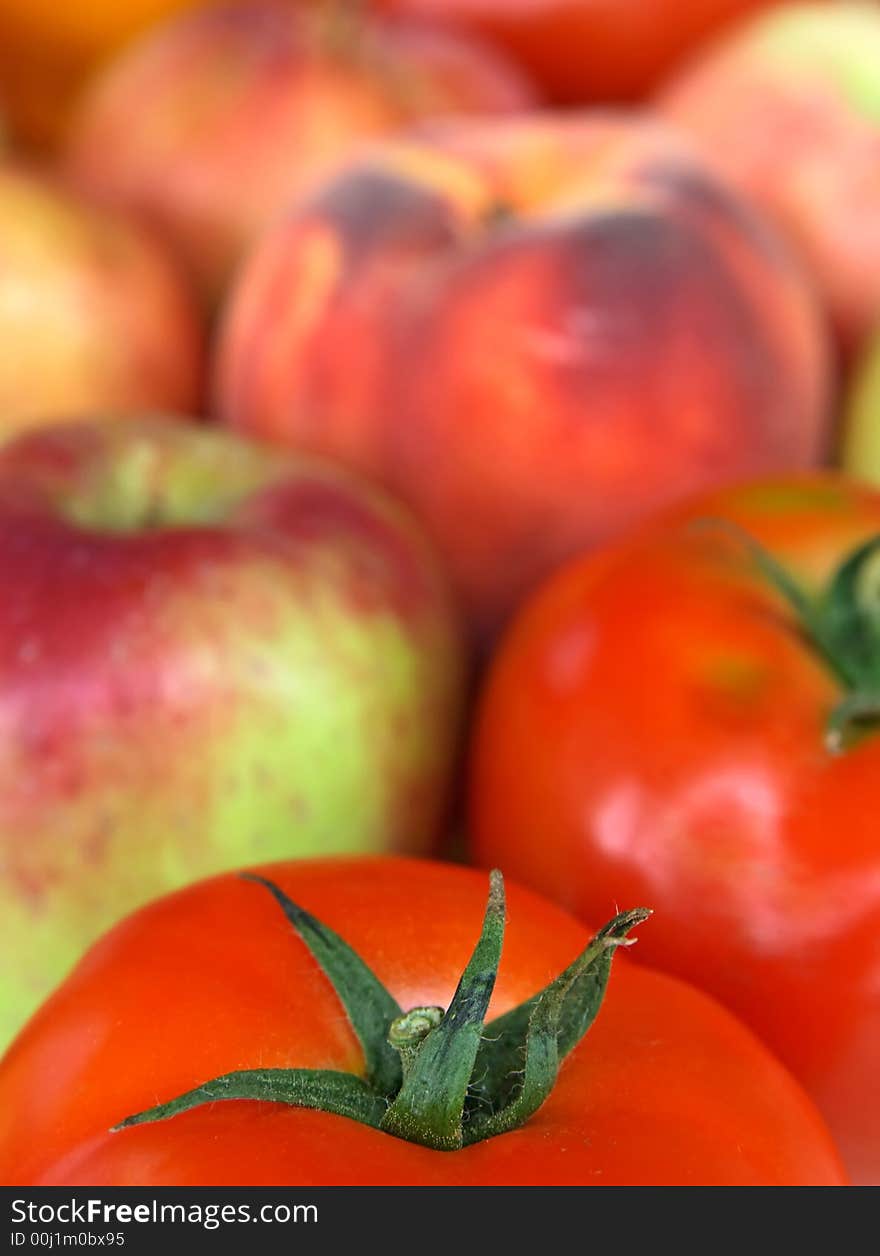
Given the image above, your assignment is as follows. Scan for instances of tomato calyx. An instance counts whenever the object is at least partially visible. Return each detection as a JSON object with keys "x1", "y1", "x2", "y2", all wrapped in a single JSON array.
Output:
[
  {"x1": 705, "y1": 521, "x2": 880, "y2": 753},
  {"x1": 112, "y1": 871, "x2": 648, "y2": 1152}
]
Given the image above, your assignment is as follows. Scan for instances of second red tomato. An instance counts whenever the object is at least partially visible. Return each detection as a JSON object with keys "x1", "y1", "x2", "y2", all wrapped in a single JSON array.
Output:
[{"x1": 470, "y1": 473, "x2": 880, "y2": 1185}]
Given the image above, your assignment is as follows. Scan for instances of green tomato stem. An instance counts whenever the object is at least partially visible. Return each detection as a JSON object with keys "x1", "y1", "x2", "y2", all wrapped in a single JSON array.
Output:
[{"x1": 698, "y1": 519, "x2": 880, "y2": 753}]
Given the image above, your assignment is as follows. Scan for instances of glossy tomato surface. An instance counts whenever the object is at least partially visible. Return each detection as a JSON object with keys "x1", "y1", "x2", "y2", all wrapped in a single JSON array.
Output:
[
  {"x1": 0, "y1": 857, "x2": 845, "y2": 1185},
  {"x1": 470, "y1": 474, "x2": 880, "y2": 1184},
  {"x1": 374, "y1": 0, "x2": 787, "y2": 101}
]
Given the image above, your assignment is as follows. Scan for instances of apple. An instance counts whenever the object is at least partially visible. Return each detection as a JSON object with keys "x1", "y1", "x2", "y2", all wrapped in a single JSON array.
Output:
[
  {"x1": 373, "y1": 0, "x2": 789, "y2": 103},
  {"x1": 0, "y1": 164, "x2": 204, "y2": 439},
  {"x1": 216, "y1": 112, "x2": 832, "y2": 638},
  {"x1": 659, "y1": 1, "x2": 880, "y2": 356},
  {"x1": 841, "y1": 326, "x2": 880, "y2": 484},
  {"x1": 0, "y1": 416, "x2": 465, "y2": 1047},
  {"x1": 64, "y1": 0, "x2": 536, "y2": 305}
]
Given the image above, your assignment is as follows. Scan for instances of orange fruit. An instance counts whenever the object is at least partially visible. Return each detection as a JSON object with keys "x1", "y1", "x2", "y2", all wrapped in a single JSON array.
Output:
[{"x1": 0, "y1": 0, "x2": 213, "y2": 150}]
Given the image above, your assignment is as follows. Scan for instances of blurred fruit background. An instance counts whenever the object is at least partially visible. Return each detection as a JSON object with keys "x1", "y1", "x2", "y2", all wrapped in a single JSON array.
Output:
[
  {"x1": 373, "y1": 0, "x2": 790, "y2": 103},
  {"x1": 660, "y1": 1, "x2": 880, "y2": 357},
  {"x1": 215, "y1": 111, "x2": 831, "y2": 635},
  {"x1": 0, "y1": 165, "x2": 204, "y2": 433},
  {"x1": 64, "y1": 2, "x2": 536, "y2": 304},
  {"x1": 1, "y1": 0, "x2": 879, "y2": 1186},
  {"x1": 0, "y1": 0, "x2": 211, "y2": 151}
]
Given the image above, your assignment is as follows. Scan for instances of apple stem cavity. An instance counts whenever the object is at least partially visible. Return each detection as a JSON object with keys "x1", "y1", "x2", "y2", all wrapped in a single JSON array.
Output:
[{"x1": 111, "y1": 872, "x2": 648, "y2": 1152}]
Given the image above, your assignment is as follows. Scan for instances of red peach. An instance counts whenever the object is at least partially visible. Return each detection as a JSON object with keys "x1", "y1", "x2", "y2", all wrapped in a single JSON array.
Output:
[{"x1": 216, "y1": 113, "x2": 832, "y2": 639}]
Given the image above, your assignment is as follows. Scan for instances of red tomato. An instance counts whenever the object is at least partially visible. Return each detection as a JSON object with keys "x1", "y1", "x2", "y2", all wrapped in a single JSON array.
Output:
[
  {"x1": 373, "y1": 0, "x2": 789, "y2": 102},
  {"x1": 0, "y1": 856, "x2": 845, "y2": 1185},
  {"x1": 469, "y1": 473, "x2": 880, "y2": 1185}
]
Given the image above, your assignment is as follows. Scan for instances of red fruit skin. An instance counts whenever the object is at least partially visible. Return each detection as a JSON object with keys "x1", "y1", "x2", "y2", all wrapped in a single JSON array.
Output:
[
  {"x1": 64, "y1": 1, "x2": 537, "y2": 303},
  {"x1": 217, "y1": 112, "x2": 831, "y2": 639},
  {"x1": 0, "y1": 857, "x2": 847, "y2": 1186},
  {"x1": 373, "y1": 0, "x2": 791, "y2": 102},
  {"x1": 659, "y1": 2, "x2": 880, "y2": 356},
  {"x1": 0, "y1": 165, "x2": 204, "y2": 437},
  {"x1": 469, "y1": 472, "x2": 880, "y2": 1185}
]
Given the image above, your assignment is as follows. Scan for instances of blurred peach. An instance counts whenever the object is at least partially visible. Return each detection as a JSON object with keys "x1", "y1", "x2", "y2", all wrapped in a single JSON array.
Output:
[
  {"x1": 660, "y1": 1, "x2": 880, "y2": 356},
  {"x1": 216, "y1": 113, "x2": 832, "y2": 638},
  {"x1": 0, "y1": 0, "x2": 212, "y2": 151},
  {"x1": 374, "y1": 0, "x2": 794, "y2": 102},
  {"x1": 0, "y1": 165, "x2": 204, "y2": 436},
  {"x1": 65, "y1": 1, "x2": 536, "y2": 305}
]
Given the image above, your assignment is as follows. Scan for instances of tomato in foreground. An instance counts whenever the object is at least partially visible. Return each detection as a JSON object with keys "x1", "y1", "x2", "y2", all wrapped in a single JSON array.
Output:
[
  {"x1": 0, "y1": 857, "x2": 845, "y2": 1185},
  {"x1": 470, "y1": 473, "x2": 880, "y2": 1184}
]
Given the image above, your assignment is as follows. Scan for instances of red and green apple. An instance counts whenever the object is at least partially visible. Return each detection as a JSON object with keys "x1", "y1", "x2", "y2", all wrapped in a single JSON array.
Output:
[{"x1": 0, "y1": 417, "x2": 465, "y2": 1046}]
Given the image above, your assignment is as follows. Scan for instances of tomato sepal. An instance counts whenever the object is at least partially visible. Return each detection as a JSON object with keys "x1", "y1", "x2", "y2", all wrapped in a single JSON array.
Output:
[
  {"x1": 380, "y1": 870, "x2": 506, "y2": 1149},
  {"x1": 112, "y1": 1068, "x2": 386, "y2": 1133},
  {"x1": 464, "y1": 906, "x2": 649, "y2": 1144},
  {"x1": 699, "y1": 520, "x2": 880, "y2": 752},
  {"x1": 240, "y1": 872, "x2": 403, "y2": 1096},
  {"x1": 112, "y1": 872, "x2": 649, "y2": 1153}
]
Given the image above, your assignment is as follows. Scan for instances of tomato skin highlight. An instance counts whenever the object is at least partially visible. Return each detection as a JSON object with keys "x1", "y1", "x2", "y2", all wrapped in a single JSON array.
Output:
[
  {"x1": 469, "y1": 472, "x2": 880, "y2": 1185},
  {"x1": 0, "y1": 856, "x2": 845, "y2": 1185}
]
